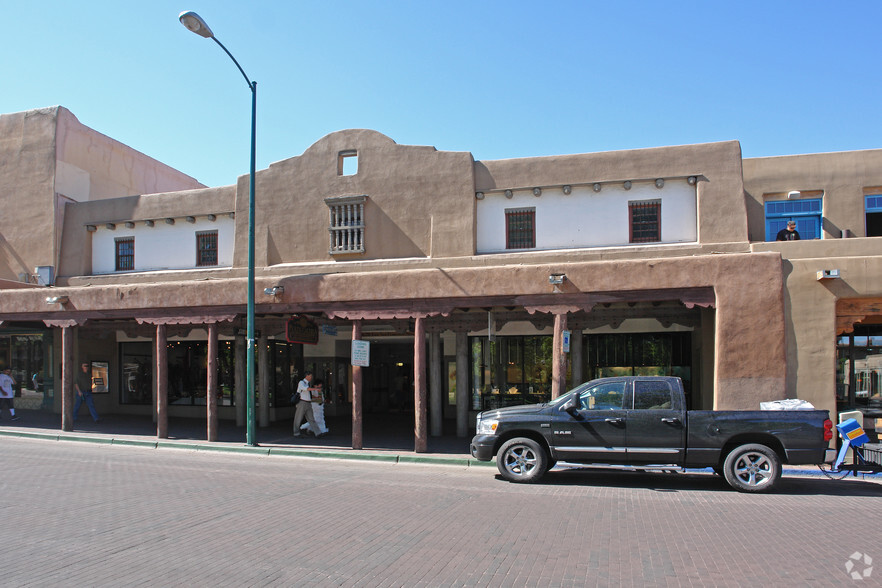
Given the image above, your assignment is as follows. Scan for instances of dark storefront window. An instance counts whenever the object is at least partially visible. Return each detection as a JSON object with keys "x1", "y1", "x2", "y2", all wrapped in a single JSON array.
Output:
[
  {"x1": 271, "y1": 340, "x2": 304, "y2": 408},
  {"x1": 121, "y1": 342, "x2": 152, "y2": 405},
  {"x1": 470, "y1": 336, "x2": 554, "y2": 411},
  {"x1": 120, "y1": 340, "x2": 236, "y2": 406},
  {"x1": 836, "y1": 326, "x2": 882, "y2": 413},
  {"x1": 0, "y1": 330, "x2": 53, "y2": 410},
  {"x1": 585, "y1": 332, "x2": 692, "y2": 407}
]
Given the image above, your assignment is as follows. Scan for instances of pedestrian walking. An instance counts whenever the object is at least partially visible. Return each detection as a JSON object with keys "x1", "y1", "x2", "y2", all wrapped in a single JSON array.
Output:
[
  {"x1": 300, "y1": 378, "x2": 329, "y2": 435},
  {"x1": 74, "y1": 362, "x2": 100, "y2": 423},
  {"x1": 0, "y1": 368, "x2": 19, "y2": 421},
  {"x1": 292, "y1": 371, "x2": 322, "y2": 438}
]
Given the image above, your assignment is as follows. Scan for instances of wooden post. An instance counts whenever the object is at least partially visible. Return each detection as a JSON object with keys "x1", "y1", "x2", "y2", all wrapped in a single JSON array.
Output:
[
  {"x1": 352, "y1": 320, "x2": 363, "y2": 450},
  {"x1": 552, "y1": 313, "x2": 568, "y2": 399},
  {"x1": 414, "y1": 317, "x2": 427, "y2": 452},
  {"x1": 429, "y1": 331, "x2": 442, "y2": 437},
  {"x1": 61, "y1": 326, "x2": 74, "y2": 432},
  {"x1": 207, "y1": 322, "x2": 218, "y2": 442},
  {"x1": 456, "y1": 331, "x2": 469, "y2": 437},
  {"x1": 156, "y1": 324, "x2": 168, "y2": 439},
  {"x1": 571, "y1": 327, "x2": 583, "y2": 387}
]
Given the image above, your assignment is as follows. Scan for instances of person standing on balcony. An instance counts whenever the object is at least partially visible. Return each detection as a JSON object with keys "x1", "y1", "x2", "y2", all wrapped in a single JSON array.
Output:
[{"x1": 776, "y1": 220, "x2": 800, "y2": 241}]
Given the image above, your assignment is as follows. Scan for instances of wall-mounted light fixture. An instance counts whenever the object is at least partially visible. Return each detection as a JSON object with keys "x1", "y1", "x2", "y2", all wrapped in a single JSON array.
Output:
[
  {"x1": 475, "y1": 192, "x2": 484, "y2": 200},
  {"x1": 105, "y1": 223, "x2": 116, "y2": 230},
  {"x1": 687, "y1": 176, "x2": 697, "y2": 185},
  {"x1": 562, "y1": 185, "x2": 572, "y2": 195},
  {"x1": 533, "y1": 187, "x2": 542, "y2": 197},
  {"x1": 145, "y1": 220, "x2": 155, "y2": 227},
  {"x1": 623, "y1": 181, "x2": 632, "y2": 190},
  {"x1": 655, "y1": 178, "x2": 664, "y2": 188},
  {"x1": 86, "y1": 225, "x2": 97, "y2": 232},
  {"x1": 504, "y1": 190, "x2": 513, "y2": 199},
  {"x1": 165, "y1": 218, "x2": 175, "y2": 225},
  {"x1": 125, "y1": 222, "x2": 135, "y2": 229},
  {"x1": 186, "y1": 216, "x2": 196, "y2": 223},
  {"x1": 549, "y1": 273, "x2": 566, "y2": 293},
  {"x1": 593, "y1": 183, "x2": 602, "y2": 193},
  {"x1": 207, "y1": 214, "x2": 217, "y2": 221},
  {"x1": 787, "y1": 190, "x2": 801, "y2": 199},
  {"x1": 263, "y1": 286, "x2": 284, "y2": 296},
  {"x1": 45, "y1": 295, "x2": 69, "y2": 305}
]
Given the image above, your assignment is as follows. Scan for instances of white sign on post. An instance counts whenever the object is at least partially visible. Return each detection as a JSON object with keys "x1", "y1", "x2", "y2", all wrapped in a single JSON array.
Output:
[{"x1": 351, "y1": 340, "x2": 370, "y2": 367}]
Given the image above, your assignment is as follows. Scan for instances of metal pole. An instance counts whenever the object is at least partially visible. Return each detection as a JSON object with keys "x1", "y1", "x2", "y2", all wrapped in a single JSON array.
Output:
[{"x1": 246, "y1": 81, "x2": 257, "y2": 446}]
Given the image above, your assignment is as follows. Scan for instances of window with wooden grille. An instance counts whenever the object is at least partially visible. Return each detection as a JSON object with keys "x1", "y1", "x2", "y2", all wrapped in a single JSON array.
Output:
[
  {"x1": 196, "y1": 231, "x2": 218, "y2": 267},
  {"x1": 325, "y1": 195, "x2": 366, "y2": 254},
  {"x1": 629, "y1": 200, "x2": 661, "y2": 243},
  {"x1": 505, "y1": 208, "x2": 535, "y2": 249},
  {"x1": 115, "y1": 237, "x2": 134, "y2": 271}
]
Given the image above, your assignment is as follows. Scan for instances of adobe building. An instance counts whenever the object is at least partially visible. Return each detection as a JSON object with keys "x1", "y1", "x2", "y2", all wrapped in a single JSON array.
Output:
[{"x1": 1, "y1": 106, "x2": 880, "y2": 450}]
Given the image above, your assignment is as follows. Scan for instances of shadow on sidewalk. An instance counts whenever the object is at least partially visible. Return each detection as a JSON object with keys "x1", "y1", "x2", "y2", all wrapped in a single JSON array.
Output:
[{"x1": 1, "y1": 409, "x2": 473, "y2": 456}]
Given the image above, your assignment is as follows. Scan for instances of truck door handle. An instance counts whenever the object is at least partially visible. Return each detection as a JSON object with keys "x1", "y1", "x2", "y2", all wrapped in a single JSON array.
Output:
[
  {"x1": 660, "y1": 417, "x2": 682, "y2": 426},
  {"x1": 604, "y1": 418, "x2": 625, "y2": 426}
]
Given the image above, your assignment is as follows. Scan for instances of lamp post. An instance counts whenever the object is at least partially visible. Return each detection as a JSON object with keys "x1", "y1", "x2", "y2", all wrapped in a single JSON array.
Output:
[{"x1": 179, "y1": 10, "x2": 258, "y2": 446}]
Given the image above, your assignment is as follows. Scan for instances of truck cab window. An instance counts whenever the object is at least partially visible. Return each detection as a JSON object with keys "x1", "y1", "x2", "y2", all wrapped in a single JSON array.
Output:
[
  {"x1": 579, "y1": 381, "x2": 625, "y2": 410},
  {"x1": 634, "y1": 381, "x2": 673, "y2": 410}
]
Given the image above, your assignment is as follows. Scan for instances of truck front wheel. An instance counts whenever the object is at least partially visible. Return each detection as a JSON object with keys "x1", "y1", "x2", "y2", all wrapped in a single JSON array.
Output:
[
  {"x1": 723, "y1": 443, "x2": 782, "y2": 493},
  {"x1": 497, "y1": 437, "x2": 548, "y2": 483}
]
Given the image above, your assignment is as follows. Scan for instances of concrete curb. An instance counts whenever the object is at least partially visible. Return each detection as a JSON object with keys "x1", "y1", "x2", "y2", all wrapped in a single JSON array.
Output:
[{"x1": 0, "y1": 429, "x2": 495, "y2": 468}]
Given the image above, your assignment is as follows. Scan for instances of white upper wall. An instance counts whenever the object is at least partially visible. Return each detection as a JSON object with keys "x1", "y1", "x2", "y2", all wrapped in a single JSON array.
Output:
[
  {"x1": 476, "y1": 179, "x2": 697, "y2": 253},
  {"x1": 92, "y1": 216, "x2": 234, "y2": 274}
]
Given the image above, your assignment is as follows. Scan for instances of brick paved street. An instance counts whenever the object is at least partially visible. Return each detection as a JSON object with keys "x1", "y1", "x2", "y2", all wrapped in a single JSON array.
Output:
[{"x1": 1, "y1": 437, "x2": 879, "y2": 587}]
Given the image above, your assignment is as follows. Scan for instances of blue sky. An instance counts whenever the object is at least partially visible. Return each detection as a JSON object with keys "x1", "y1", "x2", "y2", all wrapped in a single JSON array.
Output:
[{"x1": 5, "y1": 1, "x2": 882, "y2": 188}]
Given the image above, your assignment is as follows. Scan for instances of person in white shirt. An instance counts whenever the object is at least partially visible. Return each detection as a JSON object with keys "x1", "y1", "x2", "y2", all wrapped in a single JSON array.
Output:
[
  {"x1": 300, "y1": 378, "x2": 328, "y2": 435},
  {"x1": 292, "y1": 371, "x2": 323, "y2": 438},
  {"x1": 0, "y1": 368, "x2": 20, "y2": 421}
]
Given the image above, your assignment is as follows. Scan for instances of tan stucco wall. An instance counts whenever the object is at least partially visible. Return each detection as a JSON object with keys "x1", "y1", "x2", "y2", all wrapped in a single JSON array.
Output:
[
  {"x1": 753, "y1": 238, "x2": 882, "y2": 418},
  {"x1": 240, "y1": 129, "x2": 476, "y2": 267},
  {"x1": 0, "y1": 108, "x2": 59, "y2": 282},
  {"x1": 744, "y1": 148, "x2": 882, "y2": 241},
  {"x1": 54, "y1": 107, "x2": 205, "y2": 201},
  {"x1": 0, "y1": 107, "x2": 206, "y2": 286},
  {"x1": 476, "y1": 140, "x2": 747, "y2": 245}
]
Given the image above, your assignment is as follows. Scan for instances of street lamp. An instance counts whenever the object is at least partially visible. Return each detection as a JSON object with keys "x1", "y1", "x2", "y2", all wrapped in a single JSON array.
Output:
[{"x1": 180, "y1": 10, "x2": 258, "y2": 446}]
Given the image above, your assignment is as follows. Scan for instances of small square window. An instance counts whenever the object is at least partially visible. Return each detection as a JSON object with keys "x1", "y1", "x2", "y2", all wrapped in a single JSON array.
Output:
[
  {"x1": 629, "y1": 200, "x2": 661, "y2": 243},
  {"x1": 506, "y1": 208, "x2": 535, "y2": 249},
  {"x1": 337, "y1": 150, "x2": 358, "y2": 176},
  {"x1": 196, "y1": 231, "x2": 218, "y2": 267},
  {"x1": 115, "y1": 237, "x2": 134, "y2": 271}
]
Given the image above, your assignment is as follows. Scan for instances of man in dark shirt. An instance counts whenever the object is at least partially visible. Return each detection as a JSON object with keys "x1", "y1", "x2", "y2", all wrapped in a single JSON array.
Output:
[
  {"x1": 776, "y1": 221, "x2": 800, "y2": 241},
  {"x1": 74, "y1": 362, "x2": 100, "y2": 423}
]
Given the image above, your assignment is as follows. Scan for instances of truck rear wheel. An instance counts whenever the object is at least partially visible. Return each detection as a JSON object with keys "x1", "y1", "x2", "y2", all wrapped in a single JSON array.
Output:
[
  {"x1": 723, "y1": 443, "x2": 782, "y2": 493},
  {"x1": 497, "y1": 437, "x2": 548, "y2": 483}
]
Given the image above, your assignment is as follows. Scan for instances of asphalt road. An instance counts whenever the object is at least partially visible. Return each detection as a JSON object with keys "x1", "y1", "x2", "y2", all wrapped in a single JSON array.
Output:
[{"x1": 1, "y1": 437, "x2": 879, "y2": 587}]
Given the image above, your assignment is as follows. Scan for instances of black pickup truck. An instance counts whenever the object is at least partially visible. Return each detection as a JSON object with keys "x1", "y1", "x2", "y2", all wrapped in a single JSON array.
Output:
[{"x1": 470, "y1": 376, "x2": 833, "y2": 492}]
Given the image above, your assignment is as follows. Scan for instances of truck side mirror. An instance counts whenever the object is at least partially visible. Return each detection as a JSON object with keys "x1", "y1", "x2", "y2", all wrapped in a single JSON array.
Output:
[{"x1": 561, "y1": 394, "x2": 580, "y2": 416}]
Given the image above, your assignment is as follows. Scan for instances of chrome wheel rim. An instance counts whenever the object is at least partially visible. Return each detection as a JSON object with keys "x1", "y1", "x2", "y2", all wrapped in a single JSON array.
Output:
[
  {"x1": 733, "y1": 451, "x2": 774, "y2": 487},
  {"x1": 503, "y1": 445, "x2": 537, "y2": 477}
]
